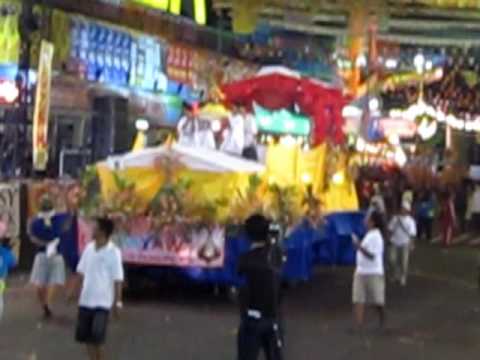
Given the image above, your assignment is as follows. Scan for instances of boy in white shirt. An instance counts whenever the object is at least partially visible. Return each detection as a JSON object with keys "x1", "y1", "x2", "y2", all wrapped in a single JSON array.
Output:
[
  {"x1": 71, "y1": 218, "x2": 124, "y2": 360},
  {"x1": 388, "y1": 201, "x2": 417, "y2": 286},
  {"x1": 351, "y1": 211, "x2": 386, "y2": 331}
]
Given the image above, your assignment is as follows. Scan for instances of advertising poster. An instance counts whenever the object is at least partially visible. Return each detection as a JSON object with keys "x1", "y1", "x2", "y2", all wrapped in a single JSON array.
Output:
[{"x1": 32, "y1": 40, "x2": 54, "y2": 171}]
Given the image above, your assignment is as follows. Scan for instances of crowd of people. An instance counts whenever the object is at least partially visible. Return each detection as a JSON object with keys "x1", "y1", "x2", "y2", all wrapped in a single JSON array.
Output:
[{"x1": 349, "y1": 177, "x2": 480, "y2": 334}]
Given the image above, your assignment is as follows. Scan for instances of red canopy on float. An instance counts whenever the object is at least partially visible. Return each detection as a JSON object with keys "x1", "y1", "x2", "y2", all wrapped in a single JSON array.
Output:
[{"x1": 221, "y1": 73, "x2": 347, "y2": 145}]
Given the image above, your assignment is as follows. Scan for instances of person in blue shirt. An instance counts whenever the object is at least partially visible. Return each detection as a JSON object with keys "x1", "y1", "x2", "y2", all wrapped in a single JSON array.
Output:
[
  {"x1": 29, "y1": 196, "x2": 67, "y2": 320},
  {"x1": 0, "y1": 237, "x2": 17, "y2": 321},
  {"x1": 415, "y1": 192, "x2": 435, "y2": 243}
]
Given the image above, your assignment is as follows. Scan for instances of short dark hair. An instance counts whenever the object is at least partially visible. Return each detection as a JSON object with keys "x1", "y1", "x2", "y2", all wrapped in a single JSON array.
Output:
[
  {"x1": 96, "y1": 218, "x2": 115, "y2": 238},
  {"x1": 369, "y1": 210, "x2": 385, "y2": 232},
  {"x1": 0, "y1": 237, "x2": 11, "y2": 248},
  {"x1": 245, "y1": 214, "x2": 270, "y2": 243}
]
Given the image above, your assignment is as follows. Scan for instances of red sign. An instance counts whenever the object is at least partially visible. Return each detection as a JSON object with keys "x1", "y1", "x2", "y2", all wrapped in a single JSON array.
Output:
[{"x1": 167, "y1": 45, "x2": 195, "y2": 85}]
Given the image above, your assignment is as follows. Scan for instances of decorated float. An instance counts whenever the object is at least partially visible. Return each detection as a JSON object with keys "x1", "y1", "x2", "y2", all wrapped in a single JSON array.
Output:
[{"x1": 60, "y1": 133, "x2": 363, "y2": 286}]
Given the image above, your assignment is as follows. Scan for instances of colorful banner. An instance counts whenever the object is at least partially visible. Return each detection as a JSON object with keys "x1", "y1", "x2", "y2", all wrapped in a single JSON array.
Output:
[
  {"x1": 78, "y1": 216, "x2": 226, "y2": 268},
  {"x1": 33, "y1": 40, "x2": 54, "y2": 171}
]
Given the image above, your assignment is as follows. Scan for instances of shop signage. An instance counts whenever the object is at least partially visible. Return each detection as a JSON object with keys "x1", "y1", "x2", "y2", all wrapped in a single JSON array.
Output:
[
  {"x1": 130, "y1": 35, "x2": 165, "y2": 91},
  {"x1": 32, "y1": 40, "x2": 54, "y2": 172},
  {"x1": 254, "y1": 104, "x2": 311, "y2": 136},
  {"x1": 379, "y1": 117, "x2": 417, "y2": 138},
  {"x1": 70, "y1": 18, "x2": 132, "y2": 86},
  {"x1": 167, "y1": 45, "x2": 195, "y2": 85}
]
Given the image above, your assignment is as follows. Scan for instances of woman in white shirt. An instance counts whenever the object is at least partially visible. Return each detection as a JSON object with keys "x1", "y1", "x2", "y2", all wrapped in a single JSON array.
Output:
[{"x1": 351, "y1": 210, "x2": 386, "y2": 331}]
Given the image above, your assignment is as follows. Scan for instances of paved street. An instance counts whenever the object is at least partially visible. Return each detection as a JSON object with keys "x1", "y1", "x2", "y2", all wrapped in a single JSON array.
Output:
[{"x1": 2, "y1": 243, "x2": 480, "y2": 360}]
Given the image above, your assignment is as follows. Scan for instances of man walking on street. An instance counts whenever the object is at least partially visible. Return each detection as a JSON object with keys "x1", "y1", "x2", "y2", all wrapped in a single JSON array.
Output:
[
  {"x1": 71, "y1": 218, "x2": 124, "y2": 360},
  {"x1": 237, "y1": 214, "x2": 285, "y2": 360},
  {"x1": 351, "y1": 211, "x2": 386, "y2": 332},
  {"x1": 29, "y1": 196, "x2": 66, "y2": 320},
  {"x1": 388, "y1": 201, "x2": 417, "y2": 286}
]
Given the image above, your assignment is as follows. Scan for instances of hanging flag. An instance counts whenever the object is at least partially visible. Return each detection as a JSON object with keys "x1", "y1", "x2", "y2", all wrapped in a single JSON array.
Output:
[
  {"x1": 194, "y1": 0, "x2": 206, "y2": 25},
  {"x1": 32, "y1": 40, "x2": 54, "y2": 171},
  {"x1": 232, "y1": 0, "x2": 264, "y2": 34},
  {"x1": 170, "y1": 0, "x2": 181, "y2": 14}
]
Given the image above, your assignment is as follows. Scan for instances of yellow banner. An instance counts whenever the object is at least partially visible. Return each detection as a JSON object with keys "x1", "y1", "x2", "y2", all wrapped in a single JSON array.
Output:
[
  {"x1": 131, "y1": 0, "x2": 206, "y2": 24},
  {"x1": 32, "y1": 40, "x2": 54, "y2": 171},
  {"x1": 131, "y1": 0, "x2": 169, "y2": 10}
]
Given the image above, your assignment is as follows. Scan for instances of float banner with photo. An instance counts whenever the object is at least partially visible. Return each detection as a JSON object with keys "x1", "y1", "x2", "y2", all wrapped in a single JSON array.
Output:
[{"x1": 78, "y1": 216, "x2": 225, "y2": 267}]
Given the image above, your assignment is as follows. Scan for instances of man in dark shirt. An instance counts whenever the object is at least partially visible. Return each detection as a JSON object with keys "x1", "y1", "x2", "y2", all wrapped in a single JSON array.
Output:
[{"x1": 237, "y1": 214, "x2": 285, "y2": 360}]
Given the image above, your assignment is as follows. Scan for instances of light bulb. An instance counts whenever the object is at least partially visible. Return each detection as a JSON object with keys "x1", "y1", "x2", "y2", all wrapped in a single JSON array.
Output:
[{"x1": 135, "y1": 118, "x2": 150, "y2": 131}]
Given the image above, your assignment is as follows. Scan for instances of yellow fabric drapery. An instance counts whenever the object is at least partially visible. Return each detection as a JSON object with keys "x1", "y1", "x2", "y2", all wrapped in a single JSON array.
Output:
[
  {"x1": 97, "y1": 143, "x2": 359, "y2": 216},
  {"x1": 264, "y1": 144, "x2": 359, "y2": 212},
  {"x1": 97, "y1": 163, "x2": 252, "y2": 220},
  {"x1": 97, "y1": 164, "x2": 166, "y2": 208},
  {"x1": 132, "y1": 132, "x2": 148, "y2": 152}
]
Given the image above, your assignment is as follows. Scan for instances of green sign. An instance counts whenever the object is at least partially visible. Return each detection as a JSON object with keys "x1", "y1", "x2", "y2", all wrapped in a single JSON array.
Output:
[{"x1": 254, "y1": 104, "x2": 311, "y2": 136}]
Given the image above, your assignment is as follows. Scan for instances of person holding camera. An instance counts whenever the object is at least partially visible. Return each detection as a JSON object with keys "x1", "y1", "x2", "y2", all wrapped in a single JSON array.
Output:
[{"x1": 237, "y1": 214, "x2": 285, "y2": 360}]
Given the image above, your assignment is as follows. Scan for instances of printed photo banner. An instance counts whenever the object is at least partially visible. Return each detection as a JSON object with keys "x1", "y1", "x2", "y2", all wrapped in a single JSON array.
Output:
[
  {"x1": 0, "y1": 183, "x2": 20, "y2": 239},
  {"x1": 0, "y1": 182, "x2": 21, "y2": 258},
  {"x1": 78, "y1": 217, "x2": 226, "y2": 268},
  {"x1": 33, "y1": 40, "x2": 54, "y2": 171}
]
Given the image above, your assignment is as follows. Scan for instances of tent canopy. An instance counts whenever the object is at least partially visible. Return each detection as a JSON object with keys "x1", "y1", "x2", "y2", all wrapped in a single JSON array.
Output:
[{"x1": 103, "y1": 144, "x2": 265, "y2": 173}]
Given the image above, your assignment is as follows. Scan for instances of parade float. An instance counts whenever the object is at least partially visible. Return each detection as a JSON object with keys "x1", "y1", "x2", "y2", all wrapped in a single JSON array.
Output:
[{"x1": 62, "y1": 131, "x2": 362, "y2": 286}]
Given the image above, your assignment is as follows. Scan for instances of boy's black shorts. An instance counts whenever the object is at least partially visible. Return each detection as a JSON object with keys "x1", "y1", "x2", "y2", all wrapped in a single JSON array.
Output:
[{"x1": 75, "y1": 307, "x2": 110, "y2": 345}]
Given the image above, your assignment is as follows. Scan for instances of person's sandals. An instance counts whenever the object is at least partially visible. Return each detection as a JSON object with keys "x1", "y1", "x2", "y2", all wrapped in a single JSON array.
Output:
[{"x1": 43, "y1": 305, "x2": 52, "y2": 320}]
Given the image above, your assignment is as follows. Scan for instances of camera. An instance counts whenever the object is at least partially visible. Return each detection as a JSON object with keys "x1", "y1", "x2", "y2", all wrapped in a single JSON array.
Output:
[{"x1": 268, "y1": 222, "x2": 282, "y2": 245}]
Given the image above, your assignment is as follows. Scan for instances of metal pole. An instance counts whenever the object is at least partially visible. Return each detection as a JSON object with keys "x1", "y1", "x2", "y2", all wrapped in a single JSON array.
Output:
[{"x1": 17, "y1": 0, "x2": 34, "y2": 178}]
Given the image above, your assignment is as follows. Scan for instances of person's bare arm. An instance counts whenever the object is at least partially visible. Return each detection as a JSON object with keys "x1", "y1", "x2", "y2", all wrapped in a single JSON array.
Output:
[
  {"x1": 67, "y1": 273, "x2": 83, "y2": 302},
  {"x1": 354, "y1": 242, "x2": 375, "y2": 260},
  {"x1": 114, "y1": 281, "x2": 123, "y2": 304},
  {"x1": 352, "y1": 235, "x2": 375, "y2": 260},
  {"x1": 29, "y1": 235, "x2": 45, "y2": 247},
  {"x1": 113, "y1": 281, "x2": 123, "y2": 319}
]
